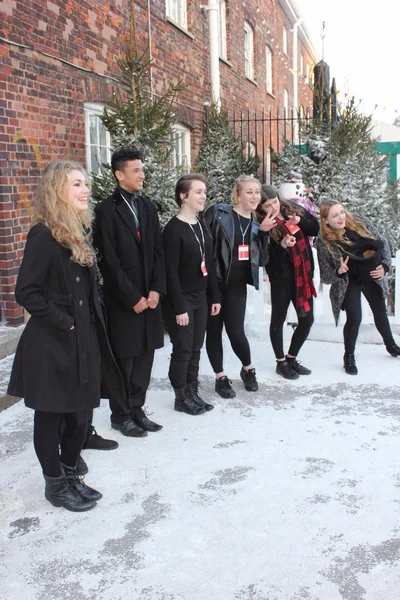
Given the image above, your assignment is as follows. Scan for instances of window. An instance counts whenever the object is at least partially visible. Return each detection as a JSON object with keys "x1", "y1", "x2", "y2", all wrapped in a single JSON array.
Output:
[
  {"x1": 170, "y1": 124, "x2": 191, "y2": 173},
  {"x1": 265, "y1": 147, "x2": 272, "y2": 184},
  {"x1": 84, "y1": 104, "x2": 112, "y2": 176},
  {"x1": 283, "y1": 26, "x2": 288, "y2": 55},
  {"x1": 245, "y1": 142, "x2": 257, "y2": 158},
  {"x1": 244, "y1": 22, "x2": 254, "y2": 80},
  {"x1": 283, "y1": 89, "x2": 289, "y2": 116},
  {"x1": 265, "y1": 46, "x2": 273, "y2": 94},
  {"x1": 306, "y1": 63, "x2": 310, "y2": 84},
  {"x1": 299, "y1": 53, "x2": 304, "y2": 76},
  {"x1": 218, "y1": 0, "x2": 227, "y2": 60},
  {"x1": 166, "y1": 0, "x2": 187, "y2": 29}
]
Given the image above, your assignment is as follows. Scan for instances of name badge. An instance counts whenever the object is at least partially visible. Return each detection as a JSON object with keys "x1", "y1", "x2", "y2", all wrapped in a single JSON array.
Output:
[
  {"x1": 238, "y1": 244, "x2": 249, "y2": 261},
  {"x1": 285, "y1": 222, "x2": 300, "y2": 235},
  {"x1": 201, "y1": 259, "x2": 208, "y2": 276}
]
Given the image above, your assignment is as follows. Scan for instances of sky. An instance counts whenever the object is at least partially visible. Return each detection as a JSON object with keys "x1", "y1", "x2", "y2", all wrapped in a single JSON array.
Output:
[{"x1": 295, "y1": 0, "x2": 399, "y2": 125}]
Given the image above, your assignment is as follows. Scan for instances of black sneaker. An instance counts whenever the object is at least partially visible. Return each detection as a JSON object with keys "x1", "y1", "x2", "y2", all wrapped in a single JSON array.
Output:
[
  {"x1": 76, "y1": 455, "x2": 89, "y2": 475},
  {"x1": 215, "y1": 376, "x2": 236, "y2": 399},
  {"x1": 343, "y1": 353, "x2": 358, "y2": 375},
  {"x1": 385, "y1": 341, "x2": 400, "y2": 357},
  {"x1": 83, "y1": 426, "x2": 119, "y2": 450},
  {"x1": 286, "y1": 357, "x2": 311, "y2": 375},
  {"x1": 240, "y1": 367, "x2": 258, "y2": 391},
  {"x1": 276, "y1": 360, "x2": 299, "y2": 380}
]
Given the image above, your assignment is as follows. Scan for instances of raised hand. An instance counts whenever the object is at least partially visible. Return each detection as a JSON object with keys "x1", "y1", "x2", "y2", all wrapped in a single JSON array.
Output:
[{"x1": 338, "y1": 255, "x2": 349, "y2": 275}]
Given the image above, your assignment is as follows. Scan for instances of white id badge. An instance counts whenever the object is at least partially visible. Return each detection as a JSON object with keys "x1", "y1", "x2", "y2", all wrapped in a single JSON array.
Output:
[
  {"x1": 238, "y1": 244, "x2": 250, "y2": 261},
  {"x1": 201, "y1": 259, "x2": 208, "y2": 276}
]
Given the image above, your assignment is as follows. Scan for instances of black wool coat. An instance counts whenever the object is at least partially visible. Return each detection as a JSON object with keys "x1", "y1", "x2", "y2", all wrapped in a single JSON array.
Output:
[
  {"x1": 8, "y1": 223, "x2": 125, "y2": 412},
  {"x1": 93, "y1": 188, "x2": 166, "y2": 359}
]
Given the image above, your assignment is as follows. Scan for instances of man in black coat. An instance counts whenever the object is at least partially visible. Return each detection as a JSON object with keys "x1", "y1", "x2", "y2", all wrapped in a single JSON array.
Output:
[{"x1": 93, "y1": 146, "x2": 166, "y2": 437}]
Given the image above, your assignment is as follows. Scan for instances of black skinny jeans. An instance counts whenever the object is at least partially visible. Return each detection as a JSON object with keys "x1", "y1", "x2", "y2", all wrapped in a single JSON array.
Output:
[
  {"x1": 342, "y1": 278, "x2": 394, "y2": 353},
  {"x1": 206, "y1": 283, "x2": 251, "y2": 374},
  {"x1": 163, "y1": 290, "x2": 208, "y2": 389},
  {"x1": 34, "y1": 409, "x2": 88, "y2": 478},
  {"x1": 270, "y1": 283, "x2": 314, "y2": 359}
]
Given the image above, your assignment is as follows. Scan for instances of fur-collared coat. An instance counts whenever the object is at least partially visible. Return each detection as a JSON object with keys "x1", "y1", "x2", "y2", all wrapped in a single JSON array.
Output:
[{"x1": 315, "y1": 215, "x2": 391, "y2": 325}]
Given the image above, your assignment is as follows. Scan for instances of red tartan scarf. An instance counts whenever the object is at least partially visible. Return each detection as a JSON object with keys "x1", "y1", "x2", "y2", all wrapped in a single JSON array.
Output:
[{"x1": 276, "y1": 217, "x2": 316, "y2": 317}]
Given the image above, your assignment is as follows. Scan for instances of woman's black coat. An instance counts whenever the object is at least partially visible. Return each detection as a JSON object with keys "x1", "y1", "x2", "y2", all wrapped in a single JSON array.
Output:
[
  {"x1": 204, "y1": 203, "x2": 270, "y2": 289},
  {"x1": 265, "y1": 206, "x2": 319, "y2": 286},
  {"x1": 8, "y1": 223, "x2": 124, "y2": 412},
  {"x1": 93, "y1": 188, "x2": 166, "y2": 359}
]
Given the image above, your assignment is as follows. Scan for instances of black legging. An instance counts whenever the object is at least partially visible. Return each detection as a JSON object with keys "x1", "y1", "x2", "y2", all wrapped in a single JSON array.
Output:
[
  {"x1": 34, "y1": 409, "x2": 88, "y2": 478},
  {"x1": 342, "y1": 278, "x2": 393, "y2": 353},
  {"x1": 270, "y1": 283, "x2": 314, "y2": 359},
  {"x1": 206, "y1": 283, "x2": 251, "y2": 373}
]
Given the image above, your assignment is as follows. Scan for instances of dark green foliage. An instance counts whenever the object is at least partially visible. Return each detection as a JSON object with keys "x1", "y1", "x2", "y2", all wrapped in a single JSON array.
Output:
[{"x1": 196, "y1": 104, "x2": 260, "y2": 206}]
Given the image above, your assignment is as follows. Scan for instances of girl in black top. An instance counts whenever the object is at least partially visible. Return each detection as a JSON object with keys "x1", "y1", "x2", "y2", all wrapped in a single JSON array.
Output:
[
  {"x1": 162, "y1": 174, "x2": 221, "y2": 415},
  {"x1": 257, "y1": 185, "x2": 319, "y2": 380},
  {"x1": 204, "y1": 175, "x2": 271, "y2": 398}
]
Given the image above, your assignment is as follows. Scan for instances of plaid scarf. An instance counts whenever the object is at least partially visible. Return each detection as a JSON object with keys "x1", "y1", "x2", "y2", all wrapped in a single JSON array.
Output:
[{"x1": 276, "y1": 218, "x2": 316, "y2": 317}]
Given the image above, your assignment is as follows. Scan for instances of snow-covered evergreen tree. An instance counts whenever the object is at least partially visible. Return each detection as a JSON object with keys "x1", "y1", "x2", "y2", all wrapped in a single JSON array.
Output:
[
  {"x1": 196, "y1": 104, "x2": 260, "y2": 207},
  {"x1": 274, "y1": 100, "x2": 400, "y2": 250},
  {"x1": 90, "y1": 1, "x2": 185, "y2": 227}
]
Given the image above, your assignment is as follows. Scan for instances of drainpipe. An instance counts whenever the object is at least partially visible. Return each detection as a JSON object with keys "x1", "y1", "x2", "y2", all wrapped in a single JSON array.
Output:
[
  {"x1": 292, "y1": 17, "x2": 302, "y2": 142},
  {"x1": 202, "y1": 1, "x2": 221, "y2": 109},
  {"x1": 147, "y1": 0, "x2": 154, "y2": 98}
]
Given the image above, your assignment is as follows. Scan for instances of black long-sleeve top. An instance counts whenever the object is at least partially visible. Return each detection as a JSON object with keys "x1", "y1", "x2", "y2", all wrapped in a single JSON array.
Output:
[{"x1": 162, "y1": 216, "x2": 220, "y2": 314}]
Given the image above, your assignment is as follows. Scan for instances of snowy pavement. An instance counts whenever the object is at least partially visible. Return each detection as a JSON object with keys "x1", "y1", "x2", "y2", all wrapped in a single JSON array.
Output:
[{"x1": 1, "y1": 331, "x2": 400, "y2": 600}]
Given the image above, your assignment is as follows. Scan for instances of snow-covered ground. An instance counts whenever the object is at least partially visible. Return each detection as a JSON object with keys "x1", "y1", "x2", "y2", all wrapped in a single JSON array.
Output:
[{"x1": 1, "y1": 331, "x2": 400, "y2": 600}]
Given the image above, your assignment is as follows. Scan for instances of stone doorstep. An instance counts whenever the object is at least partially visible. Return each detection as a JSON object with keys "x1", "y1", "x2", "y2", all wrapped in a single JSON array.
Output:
[{"x1": 0, "y1": 325, "x2": 24, "y2": 412}]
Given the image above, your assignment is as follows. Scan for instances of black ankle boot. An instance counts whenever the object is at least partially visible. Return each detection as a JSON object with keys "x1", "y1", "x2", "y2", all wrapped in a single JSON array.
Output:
[
  {"x1": 44, "y1": 473, "x2": 97, "y2": 512},
  {"x1": 174, "y1": 387, "x2": 206, "y2": 415},
  {"x1": 343, "y1": 352, "x2": 358, "y2": 375},
  {"x1": 187, "y1": 381, "x2": 214, "y2": 411},
  {"x1": 61, "y1": 462, "x2": 103, "y2": 502},
  {"x1": 385, "y1": 341, "x2": 400, "y2": 357}
]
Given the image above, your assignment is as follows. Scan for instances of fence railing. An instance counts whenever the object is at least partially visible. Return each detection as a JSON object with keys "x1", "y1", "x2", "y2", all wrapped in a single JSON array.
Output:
[{"x1": 246, "y1": 249, "x2": 400, "y2": 327}]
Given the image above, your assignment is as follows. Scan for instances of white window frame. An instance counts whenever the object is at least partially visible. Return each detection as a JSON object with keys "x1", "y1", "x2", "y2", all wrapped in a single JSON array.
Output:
[
  {"x1": 245, "y1": 141, "x2": 257, "y2": 158},
  {"x1": 244, "y1": 22, "x2": 254, "y2": 80},
  {"x1": 283, "y1": 89, "x2": 289, "y2": 116},
  {"x1": 265, "y1": 147, "x2": 272, "y2": 184},
  {"x1": 166, "y1": 0, "x2": 187, "y2": 29},
  {"x1": 84, "y1": 103, "x2": 112, "y2": 177},
  {"x1": 306, "y1": 63, "x2": 310, "y2": 84},
  {"x1": 218, "y1": 0, "x2": 227, "y2": 60},
  {"x1": 283, "y1": 26, "x2": 288, "y2": 55},
  {"x1": 265, "y1": 46, "x2": 273, "y2": 94},
  {"x1": 170, "y1": 124, "x2": 191, "y2": 173}
]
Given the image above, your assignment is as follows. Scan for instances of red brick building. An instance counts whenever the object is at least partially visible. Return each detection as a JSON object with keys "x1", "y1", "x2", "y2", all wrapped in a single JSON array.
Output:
[{"x1": 0, "y1": 0, "x2": 318, "y2": 325}]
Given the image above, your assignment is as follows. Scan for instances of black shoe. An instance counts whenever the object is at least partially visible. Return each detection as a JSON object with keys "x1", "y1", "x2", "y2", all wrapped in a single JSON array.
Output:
[
  {"x1": 111, "y1": 419, "x2": 148, "y2": 437},
  {"x1": 77, "y1": 455, "x2": 89, "y2": 475},
  {"x1": 385, "y1": 341, "x2": 400, "y2": 357},
  {"x1": 240, "y1": 367, "x2": 258, "y2": 391},
  {"x1": 174, "y1": 387, "x2": 206, "y2": 415},
  {"x1": 276, "y1": 360, "x2": 299, "y2": 380},
  {"x1": 133, "y1": 415, "x2": 163, "y2": 432},
  {"x1": 61, "y1": 462, "x2": 103, "y2": 502},
  {"x1": 286, "y1": 357, "x2": 311, "y2": 375},
  {"x1": 343, "y1": 353, "x2": 358, "y2": 375},
  {"x1": 187, "y1": 381, "x2": 214, "y2": 411},
  {"x1": 83, "y1": 426, "x2": 119, "y2": 450},
  {"x1": 215, "y1": 376, "x2": 236, "y2": 398},
  {"x1": 44, "y1": 473, "x2": 97, "y2": 512}
]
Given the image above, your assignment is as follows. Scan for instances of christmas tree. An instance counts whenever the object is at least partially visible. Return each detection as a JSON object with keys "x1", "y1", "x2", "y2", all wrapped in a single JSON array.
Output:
[
  {"x1": 274, "y1": 100, "x2": 400, "y2": 250},
  {"x1": 196, "y1": 104, "x2": 260, "y2": 206},
  {"x1": 91, "y1": 0, "x2": 186, "y2": 226}
]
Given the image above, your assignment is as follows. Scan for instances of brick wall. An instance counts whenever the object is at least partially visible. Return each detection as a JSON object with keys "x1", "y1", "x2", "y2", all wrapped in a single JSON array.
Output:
[{"x1": 0, "y1": 0, "x2": 317, "y2": 325}]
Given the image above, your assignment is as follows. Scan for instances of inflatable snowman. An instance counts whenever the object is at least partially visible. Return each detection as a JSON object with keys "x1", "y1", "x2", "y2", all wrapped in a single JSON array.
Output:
[{"x1": 278, "y1": 171, "x2": 317, "y2": 218}]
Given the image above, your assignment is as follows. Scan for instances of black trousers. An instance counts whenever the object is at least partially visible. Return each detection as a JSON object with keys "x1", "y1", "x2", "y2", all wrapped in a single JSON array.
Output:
[
  {"x1": 270, "y1": 282, "x2": 314, "y2": 359},
  {"x1": 163, "y1": 290, "x2": 208, "y2": 389},
  {"x1": 206, "y1": 283, "x2": 251, "y2": 374},
  {"x1": 342, "y1": 278, "x2": 394, "y2": 353},
  {"x1": 34, "y1": 409, "x2": 88, "y2": 478},
  {"x1": 109, "y1": 350, "x2": 155, "y2": 423}
]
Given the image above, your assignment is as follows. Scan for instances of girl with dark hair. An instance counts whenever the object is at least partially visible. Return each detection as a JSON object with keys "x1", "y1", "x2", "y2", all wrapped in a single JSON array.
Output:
[
  {"x1": 8, "y1": 160, "x2": 124, "y2": 512},
  {"x1": 316, "y1": 200, "x2": 400, "y2": 374},
  {"x1": 204, "y1": 175, "x2": 271, "y2": 398},
  {"x1": 257, "y1": 185, "x2": 319, "y2": 380},
  {"x1": 162, "y1": 174, "x2": 221, "y2": 415}
]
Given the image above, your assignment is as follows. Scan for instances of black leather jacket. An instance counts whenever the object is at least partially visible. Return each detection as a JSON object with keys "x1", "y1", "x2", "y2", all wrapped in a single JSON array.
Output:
[{"x1": 204, "y1": 204, "x2": 270, "y2": 289}]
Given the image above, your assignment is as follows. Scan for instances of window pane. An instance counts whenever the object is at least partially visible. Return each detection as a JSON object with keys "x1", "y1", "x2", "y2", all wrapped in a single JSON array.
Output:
[{"x1": 89, "y1": 115, "x2": 99, "y2": 146}]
